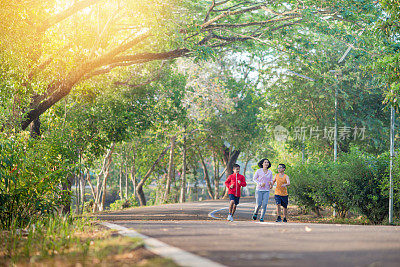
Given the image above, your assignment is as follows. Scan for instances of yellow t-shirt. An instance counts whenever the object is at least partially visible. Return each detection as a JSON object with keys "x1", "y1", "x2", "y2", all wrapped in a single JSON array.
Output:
[{"x1": 274, "y1": 174, "x2": 288, "y2": 196}]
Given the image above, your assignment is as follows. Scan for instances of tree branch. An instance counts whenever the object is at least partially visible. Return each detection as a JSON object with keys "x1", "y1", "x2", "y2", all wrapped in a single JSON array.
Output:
[
  {"x1": 22, "y1": 57, "x2": 53, "y2": 86},
  {"x1": 215, "y1": 0, "x2": 232, "y2": 6},
  {"x1": 330, "y1": 15, "x2": 363, "y2": 28},
  {"x1": 204, "y1": 15, "x2": 301, "y2": 30},
  {"x1": 200, "y1": 5, "x2": 263, "y2": 28},
  {"x1": 37, "y1": 0, "x2": 104, "y2": 33},
  {"x1": 261, "y1": 6, "x2": 301, "y2": 16},
  {"x1": 21, "y1": 32, "x2": 150, "y2": 130},
  {"x1": 114, "y1": 62, "x2": 166, "y2": 88},
  {"x1": 111, "y1": 48, "x2": 190, "y2": 63},
  {"x1": 83, "y1": 48, "x2": 189, "y2": 80},
  {"x1": 204, "y1": 0, "x2": 216, "y2": 23},
  {"x1": 212, "y1": 1, "x2": 254, "y2": 12}
]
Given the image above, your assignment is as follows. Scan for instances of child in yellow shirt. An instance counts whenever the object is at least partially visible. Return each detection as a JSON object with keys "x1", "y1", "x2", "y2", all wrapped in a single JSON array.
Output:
[{"x1": 273, "y1": 164, "x2": 290, "y2": 222}]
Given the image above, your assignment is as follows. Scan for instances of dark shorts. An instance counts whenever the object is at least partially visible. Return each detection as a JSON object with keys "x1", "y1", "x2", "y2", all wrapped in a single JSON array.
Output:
[
  {"x1": 274, "y1": 195, "x2": 288, "y2": 208},
  {"x1": 229, "y1": 194, "x2": 240, "y2": 205}
]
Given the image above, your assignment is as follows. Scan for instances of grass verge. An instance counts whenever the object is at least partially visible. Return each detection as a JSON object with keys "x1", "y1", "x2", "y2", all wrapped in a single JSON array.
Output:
[
  {"x1": 0, "y1": 215, "x2": 179, "y2": 266},
  {"x1": 288, "y1": 205, "x2": 400, "y2": 225}
]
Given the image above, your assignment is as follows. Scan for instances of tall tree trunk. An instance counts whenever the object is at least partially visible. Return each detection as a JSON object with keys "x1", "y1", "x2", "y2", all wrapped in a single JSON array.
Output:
[
  {"x1": 129, "y1": 144, "x2": 137, "y2": 199},
  {"x1": 99, "y1": 158, "x2": 113, "y2": 211},
  {"x1": 129, "y1": 171, "x2": 137, "y2": 201},
  {"x1": 86, "y1": 168, "x2": 95, "y2": 202},
  {"x1": 217, "y1": 165, "x2": 227, "y2": 198},
  {"x1": 243, "y1": 158, "x2": 250, "y2": 178},
  {"x1": 242, "y1": 158, "x2": 251, "y2": 197},
  {"x1": 93, "y1": 142, "x2": 115, "y2": 212},
  {"x1": 30, "y1": 117, "x2": 41, "y2": 138},
  {"x1": 80, "y1": 170, "x2": 86, "y2": 214},
  {"x1": 213, "y1": 153, "x2": 219, "y2": 199},
  {"x1": 75, "y1": 174, "x2": 80, "y2": 214},
  {"x1": 119, "y1": 164, "x2": 123, "y2": 200},
  {"x1": 136, "y1": 145, "x2": 170, "y2": 206},
  {"x1": 156, "y1": 173, "x2": 167, "y2": 205},
  {"x1": 125, "y1": 165, "x2": 128, "y2": 199},
  {"x1": 197, "y1": 148, "x2": 214, "y2": 199},
  {"x1": 179, "y1": 134, "x2": 187, "y2": 203},
  {"x1": 163, "y1": 136, "x2": 176, "y2": 203},
  {"x1": 61, "y1": 173, "x2": 73, "y2": 214}
]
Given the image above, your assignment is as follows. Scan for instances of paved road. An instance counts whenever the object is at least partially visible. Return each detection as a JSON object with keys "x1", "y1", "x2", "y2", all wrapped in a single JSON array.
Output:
[{"x1": 97, "y1": 198, "x2": 400, "y2": 267}]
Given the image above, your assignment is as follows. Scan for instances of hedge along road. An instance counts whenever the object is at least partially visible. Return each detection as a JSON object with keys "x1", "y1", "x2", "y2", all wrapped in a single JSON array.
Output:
[{"x1": 97, "y1": 197, "x2": 400, "y2": 267}]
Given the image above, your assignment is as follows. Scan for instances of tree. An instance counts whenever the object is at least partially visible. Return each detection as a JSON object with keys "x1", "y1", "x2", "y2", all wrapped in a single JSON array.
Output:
[
  {"x1": 372, "y1": 0, "x2": 400, "y2": 109},
  {"x1": 1, "y1": 0, "x2": 378, "y2": 134},
  {"x1": 257, "y1": 35, "x2": 391, "y2": 159}
]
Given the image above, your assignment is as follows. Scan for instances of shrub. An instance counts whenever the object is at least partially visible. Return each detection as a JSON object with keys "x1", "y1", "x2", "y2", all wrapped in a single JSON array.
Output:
[
  {"x1": 0, "y1": 134, "x2": 71, "y2": 229},
  {"x1": 109, "y1": 194, "x2": 138, "y2": 210},
  {"x1": 316, "y1": 162, "x2": 353, "y2": 218},
  {"x1": 349, "y1": 150, "x2": 389, "y2": 224},
  {"x1": 289, "y1": 163, "x2": 323, "y2": 216},
  {"x1": 289, "y1": 147, "x2": 394, "y2": 224},
  {"x1": 380, "y1": 149, "x2": 400, "y2": 219}
]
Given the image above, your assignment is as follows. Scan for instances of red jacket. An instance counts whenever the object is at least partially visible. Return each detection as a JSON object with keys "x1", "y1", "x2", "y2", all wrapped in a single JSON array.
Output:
[{"x1": 225, "y1": 173, "x2": 247, "y2": 197}]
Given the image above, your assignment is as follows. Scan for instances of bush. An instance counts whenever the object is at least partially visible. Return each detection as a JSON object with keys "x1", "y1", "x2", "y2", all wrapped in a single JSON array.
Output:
[
  {"x1": 289, "y1": 163, "x2": 323, "y2": 216},
  {"x1": 316, "y1": 162, "x2": 353, "y2": 218},
  {"x1": 289, "y1": 147, "x2": 395, "y2": 224},
  {"x1": 0, "y1": 134, "x2": 72, "y2": 229},
  {"x1": 109, "y1": 194, "x2": 138, "y2": 211},
  {"x1": 380, "y1": 149, "x2": 400, "y2": 219},
  {"x1": 348, "y1": 150, "x2": 389, "y2": 224}
]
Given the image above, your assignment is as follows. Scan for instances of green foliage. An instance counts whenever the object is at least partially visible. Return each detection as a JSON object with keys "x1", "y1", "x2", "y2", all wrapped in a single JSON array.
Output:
[
  {"x1": 109, "y1": 194, "x2": 139, "y2": 211},
  {"x1": 192, "y1": 45, "x2": 216, "y2": 62},
  {"x1": 372, "y1": 52, "x2": 400, "y2": 110},
  {"x1": 290, "y1": 148, "x2": 397, "y2": 224},
  {"x1": 0, "y1": 133, "x2": 74, "y2": 229},
  {"x1": 370, "y1": 0, "x2": 400, "y2": 109},
  {"x1": 289, "y1": 163, "x2": 323, "y2": 215},
  {"x1": 344, "y1": 149, "x2": 389, "y2": 224},
  {"x1": 316, "y1": 163, "x2": 354, "y2": 218},
  {"x1": 261, "y1": 34, "x2": 390, "y2": 157},
  {"x1": 376, "y1": 149, "x2": 400, "y2": 217}
]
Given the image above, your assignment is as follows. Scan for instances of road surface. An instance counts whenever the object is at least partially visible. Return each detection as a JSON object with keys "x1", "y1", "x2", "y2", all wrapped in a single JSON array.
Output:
[{"x1": 97, "y1": 197, "x2": 400, "y2": 267}]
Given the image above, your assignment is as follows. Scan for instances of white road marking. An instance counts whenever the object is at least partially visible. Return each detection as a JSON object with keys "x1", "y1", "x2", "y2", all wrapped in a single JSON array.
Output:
[
  {"x1": 101, "y1": 222, "x2": 226, "y2": 267},
  {"x1": 208, "y1": 207, "x2": 228, "y2": 220}
]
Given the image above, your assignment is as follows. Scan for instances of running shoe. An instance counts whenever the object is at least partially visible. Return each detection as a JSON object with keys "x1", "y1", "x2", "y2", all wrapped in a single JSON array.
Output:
[
  {"x1": 283, "y1": 217, "x2": 287, "y2": 222},
  {"x1": 276, "y1": 216, "x2": 282, "y2": 222},
  {"x1": 260, "y1": 218, "x2": 264, "y2": 222},
  {"x1": 252, "y1": 214, "x2": 257, "y2": 220},
  {"x1": 227, "y1": 214, "x2": 233, "y2": 222}
]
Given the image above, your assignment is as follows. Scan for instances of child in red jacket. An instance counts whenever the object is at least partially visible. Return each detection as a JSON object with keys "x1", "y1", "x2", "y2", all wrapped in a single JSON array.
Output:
[{"x1": 225, "y1": 164, "x2": 247, "y2": 222}]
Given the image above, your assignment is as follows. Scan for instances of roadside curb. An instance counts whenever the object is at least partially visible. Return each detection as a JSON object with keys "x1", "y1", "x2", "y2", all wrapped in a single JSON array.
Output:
[{"x1": 101, "y1": 222, "x2": 226, "y2": 267}]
